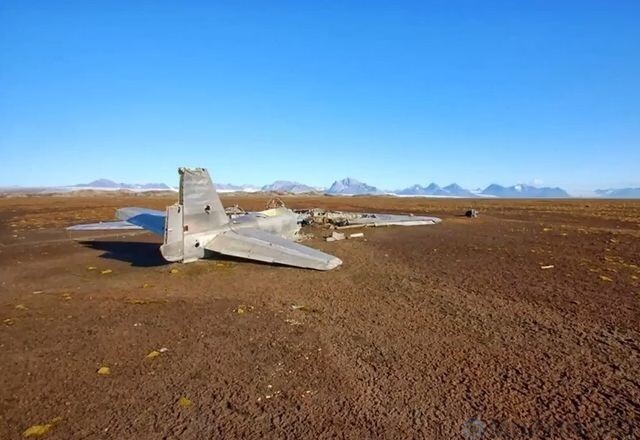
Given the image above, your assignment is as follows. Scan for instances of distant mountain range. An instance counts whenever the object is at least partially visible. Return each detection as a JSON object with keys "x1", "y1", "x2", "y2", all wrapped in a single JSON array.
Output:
[
  {"x1": 74, "y1": 179, "x2": 173, "y2": 191},
  {"x1": 480, "y1": 184, "x2": 570, "y2": 198},
  {"x1": 326, "y1": 178, "x2": 383, "y2": 195},
  {"x1": 216, "y1": 183, "x2": 260, "y2": 192},
  {"x1": 594, "y1": 188, "x2": 640, "y2": 198},
  {"x1": 4, "y1": 178, "x2": 639, "y2": 199},
  {"x1": 261, "y1": 180, "x2": 320, "y2": 193},
  {"x1": 396, "y1": 183, "x2": 474, "y2": 197}
]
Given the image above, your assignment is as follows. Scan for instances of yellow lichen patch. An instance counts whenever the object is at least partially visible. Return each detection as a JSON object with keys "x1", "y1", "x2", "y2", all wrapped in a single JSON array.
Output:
[
  {"x1": 214, "y1": 261, "x2": 235, "y2": 269},
  {"x1": 146, "y1": 350, "x2": 161, "y2": 359},
  {"x1": 87, "y1": 266, "x2": 97, "y2": 271},
  {"x1": 178, "y1": 396, "x2": 192, "y2": 408},
  {"x1": 22, "y1": 417, "x2": 61, "y2": 437},
  {"x1": 234, "y1": 305, "x2": 254, "y2": 315},
  {"x1": 125, "y1": 298, "x2": 168, "y2": 305},
  {"x1": 100, "y1": 269, "x2": 112, "y2": 275},
  {"x1": 170, "y1": 268, "x2": 180, "y2": 274},
  {"x1": 543, "y1": 227, "x2": 552, "y2": 232},
  {"x1": 97, "y1": 366, "x2": 111, "y2": 375},
  {"x1": 142, "y1": 283, "x2": 152, "y2": 288}
]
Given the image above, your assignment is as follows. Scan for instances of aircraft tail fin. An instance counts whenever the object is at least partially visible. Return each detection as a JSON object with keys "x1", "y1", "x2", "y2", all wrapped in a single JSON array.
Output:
[
  {"x1": 179, "y1": 167, "x2": 229, "y2": 232},
  {"x1": 160, "y1": 167, "x2": 229, "y2": 262}
]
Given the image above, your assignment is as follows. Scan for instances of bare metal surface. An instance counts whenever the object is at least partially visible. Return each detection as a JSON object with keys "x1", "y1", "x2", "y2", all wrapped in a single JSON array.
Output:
[
  {"x1": 207, "y1": 228, "x2": 342, "y2": 271},
  {"x1": 66, "y1": 221, "x2": 143, "y2": 231}
]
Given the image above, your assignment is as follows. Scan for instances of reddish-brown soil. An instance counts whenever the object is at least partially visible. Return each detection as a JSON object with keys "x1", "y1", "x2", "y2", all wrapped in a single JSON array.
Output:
[{"x1": 0, "y1": 195, "x2": 639, "y2": 439}]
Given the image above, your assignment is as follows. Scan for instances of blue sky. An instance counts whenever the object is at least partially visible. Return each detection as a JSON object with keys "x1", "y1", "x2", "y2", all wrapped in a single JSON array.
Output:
[{"x1": 1, "y1": 1, "x2": 639, "y2": 193}]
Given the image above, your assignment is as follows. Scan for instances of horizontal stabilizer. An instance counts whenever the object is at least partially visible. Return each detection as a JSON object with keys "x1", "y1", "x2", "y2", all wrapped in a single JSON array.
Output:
[
  {"x1": 116, "y1": 207, "x2": 166, "y2": 235},
  {"x1": 66, "y1": 221, "x2": 143, "y2": 231},
  {"x1": 206, "y1": 228, "x2": 342, "y2": 271}
]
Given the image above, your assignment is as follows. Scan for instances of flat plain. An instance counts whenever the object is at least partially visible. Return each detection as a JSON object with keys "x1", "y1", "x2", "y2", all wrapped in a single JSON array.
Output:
[{"x1": 0, "y1": 195, "x2": 639, "y2": 439}]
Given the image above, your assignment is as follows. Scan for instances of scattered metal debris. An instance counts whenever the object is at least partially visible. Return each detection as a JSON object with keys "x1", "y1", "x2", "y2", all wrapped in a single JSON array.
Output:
[
  {"x1": 296, "y1": 209, "x2": 441, "y2": 228},
  {"x1": 326, "y1": 231, "x2": 345, "y2": 242},
  {"x1": 465, "y1": 209, "x2": 478, "y2": 218},
  {"x1": 349, "y1": 233, "x2": 364, "y2": 239},
  {"x1": 224, "y1": 204, "x2": 246, "y2": 217},
  {"x1": 290, "y1": 304, "x2": 322, "y2": 313}
]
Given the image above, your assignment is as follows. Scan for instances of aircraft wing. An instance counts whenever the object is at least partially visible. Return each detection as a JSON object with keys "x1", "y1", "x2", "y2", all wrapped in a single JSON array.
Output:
[
  {"x1": 66, "y1": 207, "x2": 166, "y2": 236},
  {"x1": 205, "y1": 228, "x2": 342, "y2": 271},
  {"x1": 348, "y1": 213, "x2": 441, "y2": 227}
]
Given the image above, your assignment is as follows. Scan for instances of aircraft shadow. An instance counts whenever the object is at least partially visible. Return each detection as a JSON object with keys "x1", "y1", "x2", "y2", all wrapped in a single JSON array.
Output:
[{"x1": 79, "y1": 240, "x2": 169, "y2": 267}]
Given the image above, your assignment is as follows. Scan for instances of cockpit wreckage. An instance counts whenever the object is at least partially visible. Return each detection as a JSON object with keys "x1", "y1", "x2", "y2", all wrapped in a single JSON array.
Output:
[{"x1": 68, "y1": 168, "x2": 441, "y2": 270}]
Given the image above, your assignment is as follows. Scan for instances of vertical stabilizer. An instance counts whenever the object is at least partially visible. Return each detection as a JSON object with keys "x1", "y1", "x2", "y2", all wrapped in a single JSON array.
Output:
[
  {"x1": 180, "y1": 167, "x2": 229, "y2": 232},
  {"x1": 160, "y1": 167, "x2": 229, "y2": 263}
]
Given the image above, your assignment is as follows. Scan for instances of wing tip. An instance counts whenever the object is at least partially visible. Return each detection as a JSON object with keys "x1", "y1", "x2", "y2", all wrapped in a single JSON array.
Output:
[{"x1": 321, "y1": 256, "x2": 343, "y2": 271}]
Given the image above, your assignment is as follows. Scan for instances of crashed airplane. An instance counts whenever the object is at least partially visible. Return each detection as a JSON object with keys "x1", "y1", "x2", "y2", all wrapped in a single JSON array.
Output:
[{"x1": 68, "y1": 167, "x2": 441, "y2": 270}]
